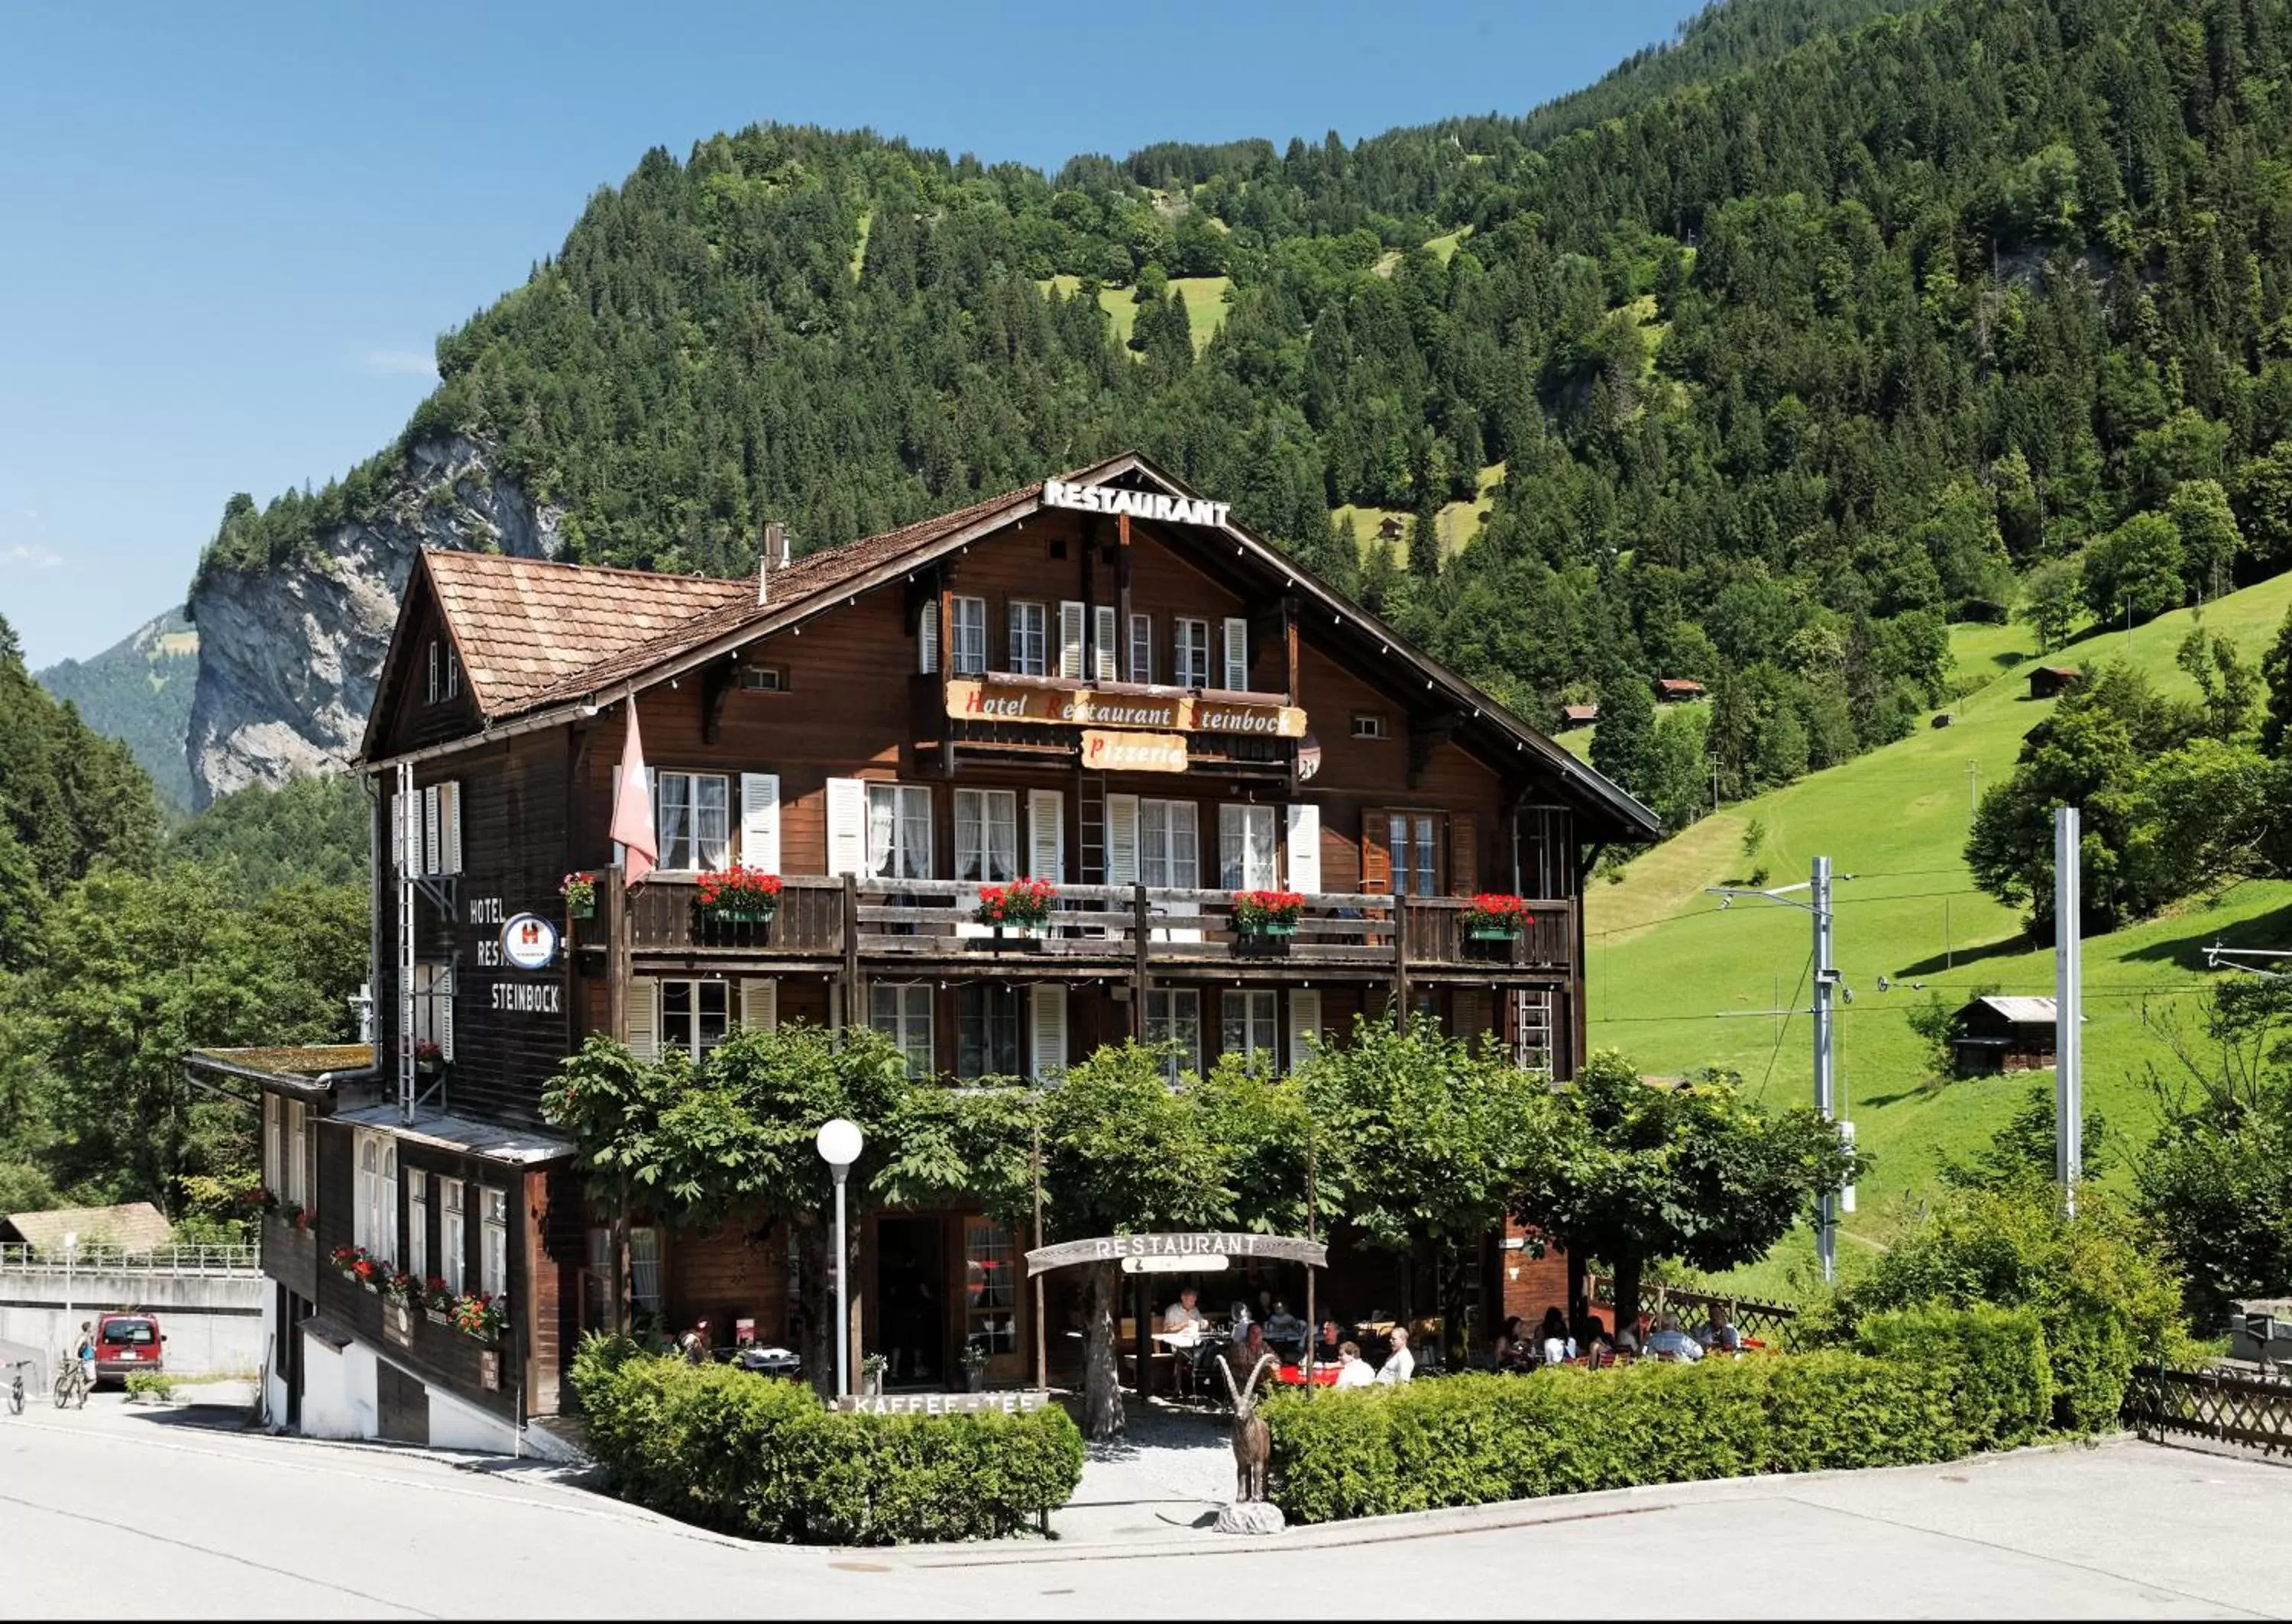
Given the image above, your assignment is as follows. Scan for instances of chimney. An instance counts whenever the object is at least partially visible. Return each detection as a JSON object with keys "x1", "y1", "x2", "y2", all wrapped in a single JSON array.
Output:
[{"x1": 756, "y1": 519, "x2": 789, "y2": 604}]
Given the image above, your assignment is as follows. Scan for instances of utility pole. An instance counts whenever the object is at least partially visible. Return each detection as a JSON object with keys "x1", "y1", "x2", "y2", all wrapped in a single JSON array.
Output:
[
  {"x1": 2054, "y1": 807, "x2": 2082, "y2": 1218},
  {"x1": 1707, "y1": 861, "x2": 1849, "y2": 1283},
  {"x1": 1811, "y1": 856, "x2": 1838, "y2": 1283}
]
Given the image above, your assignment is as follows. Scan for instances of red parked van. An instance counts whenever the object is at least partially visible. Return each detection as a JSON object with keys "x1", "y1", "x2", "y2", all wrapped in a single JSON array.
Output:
[{"x1": 90, "y1": 1312, "x2": 164, "y2": 1383}]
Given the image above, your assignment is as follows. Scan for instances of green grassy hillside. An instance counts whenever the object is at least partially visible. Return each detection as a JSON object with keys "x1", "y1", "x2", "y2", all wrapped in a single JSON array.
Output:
[
  {"x1": 1585, "y1": 571, "x2": 2292, "y2": 1293},
  {"x1": 1041, "y1": 274, "x2": 1231, "y2": 353}
]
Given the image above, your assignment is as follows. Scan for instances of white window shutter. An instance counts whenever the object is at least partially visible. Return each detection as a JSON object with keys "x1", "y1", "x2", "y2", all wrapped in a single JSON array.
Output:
[
  {"x1": 389, "y1": 792, "x2": 405, "y2": 874},
  {"x1": 1129, "y1": 613, "x2": 1153, "y2": 683},
  {"x1": 826, "y1": 778, "x2": 867, "y2": 877},
  {"x1": 918, "y1": 603, "x2": 938, "y2": 675},
  {"x1": 740, "y1": 978, "x2": 779, "y2": 1032},
  {"x1": 625, "y1": 977, "x2": 659, "y2": 1061},
  {"x1": 422, "y1": 785, "x2": 442, "y2": 876},
  {"x1": 1286, "y1": 803, "x2": 1322, "y2": 894},
  {"x1": 1031, "y1": 983, "x2": 1068, "y2": 1079},
  {"x1": 1106, "y1": 794, "x2": 1140, "y2": 885},
  {"x1": 740, "y1": 773, "x2": 782, "y2": 872},
  {"x1": 1288, "y1": 988, "x2": 1322, "y2": 1074},
  {"x1": 442, "y1": 781, "x2": 463, "y2": 875},
  {"x1": 1223, "y1": 617, "x2": 1249, "y2": 691},
  {"x1": 1028, "y1": 789, "x2": 1064, "y2": 882},
  {"x1": 438, "y1": 965, "x2": 455, "y2": 1061},
  {"x1": 1057, "y1": 601, "x2": 1086, "y2": 679},
  {"x1": 1092, "y1": 606, "x2": 1118, "y2": 680}
]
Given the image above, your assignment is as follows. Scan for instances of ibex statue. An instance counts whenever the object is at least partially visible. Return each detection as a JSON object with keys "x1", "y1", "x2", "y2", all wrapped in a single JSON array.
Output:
[{"x1": 1216, "y1": 1351, "x2": 1280, "y2": 1503}]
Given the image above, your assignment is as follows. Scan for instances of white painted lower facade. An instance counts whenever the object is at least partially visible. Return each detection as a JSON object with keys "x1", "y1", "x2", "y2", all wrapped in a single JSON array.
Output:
[{"x1": 294, "y1": 1322, "x2": 520, "y2": 1454}]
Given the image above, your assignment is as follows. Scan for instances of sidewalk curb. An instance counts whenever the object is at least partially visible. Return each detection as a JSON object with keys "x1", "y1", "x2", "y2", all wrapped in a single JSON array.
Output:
[{"x1": 897, "y1": 1436, "x2": 2127, "y2": 1567}]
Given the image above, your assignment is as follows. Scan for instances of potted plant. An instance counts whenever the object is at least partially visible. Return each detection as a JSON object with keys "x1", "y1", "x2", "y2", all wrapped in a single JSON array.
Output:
[
  {"x1": 387, "y1": 1270, "x2": 425, "y2": 1310},
  {"x1": 1231, "y1": 889, "x2": 1306, "y2": 937},
  {"x1": 422, "y1": 1276, "x2": 454, "y2": 1324},
  {"x1": 696, "y1": 865, "x2": 782, "y2": 925},
  {"x1": 960, "y1": 1338, "x2": 989, "y2": 1393},
  {"x1": 331, "y1": 1245, "x2": 386, "y2": 1291},
  {"x1": 1462, "y1": 892, "x2": 1531, "y2": 941},
  {"x1": 975, "y1": 877, "x2": 1056, "y2": 937},
  {"x1": 453, "y1": 1290, "x2": 506, "y2": 1343},
  {"x1": 860, "y1": 1349, "x2": 889, "y2": 1398},
  {"x1": 413, "y1": 1039, "x2": 445, "y2": 1076},
  {"x1": 283, "y1": 1201, "x2": 308, "y2": 1232},
  {"x1": 561, "y1": 870, "x2": 599, "y2": 920}
]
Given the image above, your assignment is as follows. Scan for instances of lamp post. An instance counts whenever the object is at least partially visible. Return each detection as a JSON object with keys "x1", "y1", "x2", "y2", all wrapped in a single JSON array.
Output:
[
  {"x1": 814, "y1": 1118, "x2": 864, "y2": 1398},
  {"x1": 62, "y1": 1228, "x2": 78, "y2": 1337}
]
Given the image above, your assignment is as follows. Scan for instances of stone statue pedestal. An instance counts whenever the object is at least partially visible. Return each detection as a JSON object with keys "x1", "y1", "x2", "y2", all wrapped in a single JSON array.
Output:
[{"x1": 1216, "y1": 1501, "x2": 1286, "y2": 1536}]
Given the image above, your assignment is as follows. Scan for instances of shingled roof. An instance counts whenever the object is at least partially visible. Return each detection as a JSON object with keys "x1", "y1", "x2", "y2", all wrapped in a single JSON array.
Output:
[{"x1": 424, "y1": 552, "x2": 754, "y2": 715}]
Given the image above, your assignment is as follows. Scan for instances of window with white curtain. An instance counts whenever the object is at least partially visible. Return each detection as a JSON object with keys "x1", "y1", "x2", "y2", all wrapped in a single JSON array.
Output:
[
  {"x1": 655, "y1": 772, "x2": 731, "y2": 872},
  {"x1": 1129, "y1": 613, "x2": 1154, "y2": 683},
  {"x1": 481, "y1": 1188, "x2": 508, "y2": 1299},
  {"x1": 263, "y1": 1095, "x2": 282, "y2": 1195},
  {"x1": 659, "y1": 979, "x2": 731, "y2": 1059},
  {"x1": 407, "y1": 1172, "x2": 428, "y2": 1282},
  {"x1": 629, "y1": 1227, "x2": 664, "y2": 1315},
  {"x1": 954, "y1": 789, "x2": 1019, "y2": 884},
  {"x1": 866, "y1": 784, "x2": 934, "y2": 880},
  {"x1": 355, "y1": 1132, "x2": 397, "y2": 1258},
  {"x1": 1139, "y1": 799, "x2": 1199, "y2": 888},
  {"x1": 952, "y1": 596, "x2": 988, "y2": 675},
  {"x1": 1222, "y1": 990, "x2": 1279, "y2": 1063},
  {"x1": 285, "y1": 1101, "x2": 308, "y2": 1207},
  {"x1": 1219, "y1": 804, "x2": 1279, "y2": 889},
  {"x1": 1008, "y1": 601, "x2": 1047, "y2": 676},
  {"x1": 1145, "y1": 989, "x2": 1200, "y2": 1081},
  {"x1": 440, "y1": 1179, "x2": 466, "y2": 1295},
  {"x1": 872, "y1": 983, "x2": 935, "y2": 1079},
  {"x1": 1174, "y1": 618, "x2": 1211, "y2": 687}
]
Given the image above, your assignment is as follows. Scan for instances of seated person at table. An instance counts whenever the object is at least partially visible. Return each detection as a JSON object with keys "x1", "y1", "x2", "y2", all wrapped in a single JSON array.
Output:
[
  {"x1": 1225, "y1": 1323, "x2": 1274, "y2": 1386},
  {"x1": 1694, "y1": 1304, "x2": 1743, "y2": 1353},
  {"x1": 1311, "y1": 1318, "x2": 1345, "y2": 1365},
  {"x1": 1376, "y1": 1325, "x2": 1416, "y2": 1385},
  {"x1": 1163, "y1": 1287, "x2": 1206, "y2": 1336},
  {"x1": 1611, "y1": 1325, "x2": 1640, "y2": 1357},
  {"x1": 1537, "y1": 1305, "x2": 1575, "y2": 1365},
  {"x1": 1643, "y1": 1309, "x2": 1704, "y2": 1362},
  {"x1": 1263, "y1": 1299, "x2": 1306, "y2": 1351},
  {"x1": 1583, "y1": 1326, "x2": 1615, "y2": 1369},
  {"x1": 1332, "y1": 1340, "x2": 1375, "y2": 1388}
]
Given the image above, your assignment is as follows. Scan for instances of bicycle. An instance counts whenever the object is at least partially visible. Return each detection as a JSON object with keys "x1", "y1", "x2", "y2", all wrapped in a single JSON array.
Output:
[
  {"x1": 5, "y1": 1359, "x2": 28, "y2": 1415},
  {"x1": 53, "y1": 1357, "x2": 89, "y2": 1410}
]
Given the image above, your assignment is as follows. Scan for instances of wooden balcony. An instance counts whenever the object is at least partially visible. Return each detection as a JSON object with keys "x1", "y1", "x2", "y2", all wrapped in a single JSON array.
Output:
[{"x1": 604, "y1": 875, "x2": 1575, "y2": 985}]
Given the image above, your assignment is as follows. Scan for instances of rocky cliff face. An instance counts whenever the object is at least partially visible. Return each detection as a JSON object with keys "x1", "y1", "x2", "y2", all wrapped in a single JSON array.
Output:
[{"x1": 186, "y1": 435, "x2": 561, "y2": 807}]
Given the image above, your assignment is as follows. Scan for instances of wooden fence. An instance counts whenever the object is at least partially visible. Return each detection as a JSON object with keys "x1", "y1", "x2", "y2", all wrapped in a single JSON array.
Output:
[
  {"x1": 2125, "y1": 1364, "x2": 2292, "y2": 1456},
  {"x1": 1588, "y1": 1276, "x2": 1801, "y2": 1346}
]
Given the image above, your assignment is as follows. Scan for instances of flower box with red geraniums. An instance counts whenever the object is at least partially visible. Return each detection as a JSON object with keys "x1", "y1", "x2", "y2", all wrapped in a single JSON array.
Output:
[
  {"x1": 561, "y1": 870, "x2": 599, "y2": 920},
  {"x1": 414, "y1": 1038, "x2": 445, "y2": 1076},
  {"x1": 1231, "y1": 890, "x2": 1306, "y2": 937},
  {"x1": 1462, "y1": 893, "x2": 1533, "y2": 940},
  {"x1": 282, "y1": 1201, "x2": 309, "y2": 1232},
  {"x1": 385, "y1": 1270, "x2": 426, "y2": 1311},
  {"x1": 329, "y1": 1245, "x2": 387, "y2": 1292},
  {"x1": 422, "y1": 1276, "x2": 454, "y2": 1324},
  {"x1": 697, "y1": 866, "x2": 782, "y2": 924},
  {"x1": 454, "y1": 1291, "x2": 507, "y2": 1343},
  {"x1": 975, "y1": 878, "x2": 1057, "y2": 933}
]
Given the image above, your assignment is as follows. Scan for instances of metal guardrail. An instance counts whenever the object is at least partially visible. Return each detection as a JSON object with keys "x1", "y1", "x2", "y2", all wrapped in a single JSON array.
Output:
[
  {"x1": 2126, "y1": 1363, "x2": 2292, "y2": 1455},
  {"x1": 0, "y1": 1243, "x2": 260, "y2": 1276}
]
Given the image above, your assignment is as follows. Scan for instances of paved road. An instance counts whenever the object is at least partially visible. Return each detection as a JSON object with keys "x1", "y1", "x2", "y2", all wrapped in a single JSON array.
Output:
[{"x1": 4, "y1": 1393, "x2": 2290, "y2": 1618}]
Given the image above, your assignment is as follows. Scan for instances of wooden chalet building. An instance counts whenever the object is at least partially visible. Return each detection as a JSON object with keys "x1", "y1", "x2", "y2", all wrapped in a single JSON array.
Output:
[{"x1": 193, "y1": 453, "x2": 1654, "y2": 1448}]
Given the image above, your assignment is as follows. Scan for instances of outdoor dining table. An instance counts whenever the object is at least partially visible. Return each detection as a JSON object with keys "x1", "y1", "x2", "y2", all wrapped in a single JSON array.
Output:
[{"x1": 1272, "y1": 1362, "x2": 1341, "y2": 1386}]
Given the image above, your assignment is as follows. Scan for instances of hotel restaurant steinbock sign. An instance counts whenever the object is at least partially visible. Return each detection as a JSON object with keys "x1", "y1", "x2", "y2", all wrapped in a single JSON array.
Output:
[
  {"x1": 947, "y1": 681, "x2": 1306, "y2": 739},
  {"x1": 1025, "y1": 1231, "x2": 1329, "y2": 1277}
]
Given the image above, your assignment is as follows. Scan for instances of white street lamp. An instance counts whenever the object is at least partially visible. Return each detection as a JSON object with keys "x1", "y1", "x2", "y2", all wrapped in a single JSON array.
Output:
[
  {"x1": 62, "y1": 1229, "x2": 78, "y2": 1340},
  {"x1": 814, "y1": 1118, "x2": 864, "y2": 1398}
]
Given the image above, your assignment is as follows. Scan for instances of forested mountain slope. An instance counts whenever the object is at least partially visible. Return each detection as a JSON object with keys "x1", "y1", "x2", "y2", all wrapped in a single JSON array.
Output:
[
  {"x1": 190, "y1": 0, "x2": 2292, "y2": 823},
  {"x1": 34, "y1": 607, "x2": 198, "y2": 810}
]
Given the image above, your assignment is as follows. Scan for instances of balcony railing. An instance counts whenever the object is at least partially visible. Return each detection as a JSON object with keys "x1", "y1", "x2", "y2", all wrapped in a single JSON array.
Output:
[
  {"x1": 612, "y1": 875, "x2": 1575, "y2": 977},
  {"x1": 0, "y1": 1242, "x2": 261, "y2": 1276}
]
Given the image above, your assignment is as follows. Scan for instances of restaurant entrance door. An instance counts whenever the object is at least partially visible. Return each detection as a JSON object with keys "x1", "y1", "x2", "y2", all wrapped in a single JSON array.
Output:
[{"x1": 876, "y1": 1216, "x2": 947, "y2": 1386}]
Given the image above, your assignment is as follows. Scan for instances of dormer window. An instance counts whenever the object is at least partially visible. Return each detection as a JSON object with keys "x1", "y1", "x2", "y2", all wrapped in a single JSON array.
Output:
[{"x1": 426, "y1": 639, "x2": 459, "y2": 705}]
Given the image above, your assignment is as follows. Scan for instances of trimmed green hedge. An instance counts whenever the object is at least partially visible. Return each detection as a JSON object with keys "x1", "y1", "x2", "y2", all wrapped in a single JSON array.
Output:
[
  {"x1": 1264, "y1": 1354, "x2": 1963, "y2": 1524},
  {"x1": 571, "y1": 1337, "x2": 1083, "y2": 1545},
  {"x1": 1853, "y1": 1304, "x2": 2051, "y2": 1452}
]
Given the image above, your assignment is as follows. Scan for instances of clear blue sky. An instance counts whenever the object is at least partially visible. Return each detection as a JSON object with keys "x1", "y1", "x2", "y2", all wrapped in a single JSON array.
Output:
[{"x1": 1, "y1": 0, "x2": 1707, "y2": 669}]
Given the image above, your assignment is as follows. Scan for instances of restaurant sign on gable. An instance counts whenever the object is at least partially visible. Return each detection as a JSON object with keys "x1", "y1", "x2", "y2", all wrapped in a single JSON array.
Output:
[{"x1": 1042, "y1": 479, "x2": 1231, "y2": 529}]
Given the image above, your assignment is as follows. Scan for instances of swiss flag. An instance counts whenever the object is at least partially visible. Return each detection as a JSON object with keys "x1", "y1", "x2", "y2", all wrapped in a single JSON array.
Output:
[{"x1": 610, "y1": 699, "x2": 658, "y2": 887}]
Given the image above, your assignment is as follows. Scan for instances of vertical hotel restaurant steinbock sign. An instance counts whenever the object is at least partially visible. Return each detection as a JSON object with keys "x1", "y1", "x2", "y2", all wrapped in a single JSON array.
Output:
[
  {"x1": 1041, "y1": 479, "x2": 1232, "y2": 529},
  {"x1": 947, "y1": 680, "x2": 1306, "y2": 739}
]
